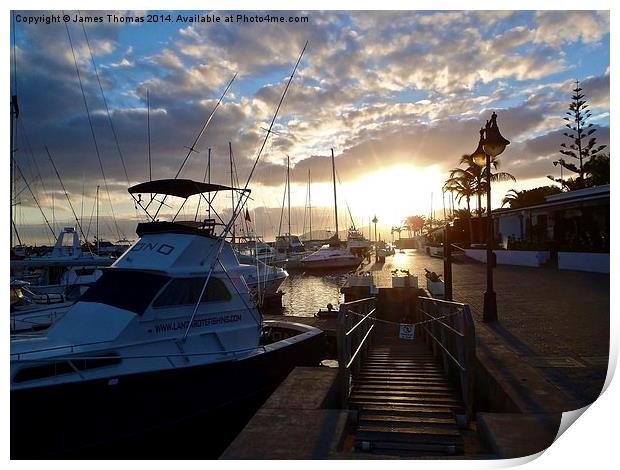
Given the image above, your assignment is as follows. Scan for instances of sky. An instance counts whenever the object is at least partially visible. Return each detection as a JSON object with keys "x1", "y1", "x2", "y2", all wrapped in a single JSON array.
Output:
[{"x1": 9, "y1": 8, "x2": 611, "y2": 244}]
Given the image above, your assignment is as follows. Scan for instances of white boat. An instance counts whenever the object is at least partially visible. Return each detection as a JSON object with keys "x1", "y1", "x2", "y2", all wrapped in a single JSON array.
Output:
[
  {"x1": 299, "y1": 149, "x2": 363, "y2": 272},
  {"x1": 10, "y1": 280, "x2": 74, "y2": 333},
  {"x1": 300, "y1": 242, "x2": 363, "y2": 271},
  {"x1": 235, "y1": 253, "x2": 289, "y2": 304},
  {"x1": 10, "y1": 179, "x2": 325, "y2": 458},
  {"x1": 10, "y1": 226, "x2": 114, "y2": 296}
]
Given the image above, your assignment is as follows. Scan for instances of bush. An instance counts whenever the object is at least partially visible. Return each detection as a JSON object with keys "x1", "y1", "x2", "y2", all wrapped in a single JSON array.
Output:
[{"x1": 424, "y1": 269, "x2": 443, "y2": 282}]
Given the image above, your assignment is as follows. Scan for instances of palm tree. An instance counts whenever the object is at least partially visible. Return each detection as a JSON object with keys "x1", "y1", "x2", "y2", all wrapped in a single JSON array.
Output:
[
  {"x1": 403, "y1": 215, "x2": 425, "y2": 237},
  {"x1": 459, "y1": 153, "x2": 516, "y2": 213},
  {"x1": 443, "y1": 172, "x2": 476, "y2": 245}
]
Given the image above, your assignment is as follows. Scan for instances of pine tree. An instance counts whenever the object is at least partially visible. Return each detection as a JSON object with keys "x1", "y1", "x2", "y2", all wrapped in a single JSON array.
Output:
[{"x1": 556, "y1": 80, "x2": 607, "y2": 189}]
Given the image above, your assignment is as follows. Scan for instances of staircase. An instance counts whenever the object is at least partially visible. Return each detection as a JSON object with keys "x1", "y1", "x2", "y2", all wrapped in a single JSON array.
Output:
[{"x1": 349, "y1": 341, "x2": 466, "y2": 456}]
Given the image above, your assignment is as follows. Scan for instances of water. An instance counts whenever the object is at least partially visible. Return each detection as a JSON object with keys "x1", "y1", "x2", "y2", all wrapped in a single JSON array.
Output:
[
  {"x1": 267, "y1": 250, "x2": 446, "y2": 317},
  {"x1": 278, "y1": 271, "x2": 349, "y2": 317}
]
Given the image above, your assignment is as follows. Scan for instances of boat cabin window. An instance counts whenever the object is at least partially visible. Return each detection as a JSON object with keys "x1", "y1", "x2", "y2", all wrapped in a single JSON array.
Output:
[
  {"x1": 152, "y1": 277, "x2": 231, "y2": 308},
  {"x1": 80, "y1": 270, "x2": 170, "y2": 315}
]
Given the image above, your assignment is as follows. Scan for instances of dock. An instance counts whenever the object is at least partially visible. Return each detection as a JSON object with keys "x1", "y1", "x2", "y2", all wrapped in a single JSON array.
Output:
[{"x1": 223, "y1": 256, "x2": 593, "y2": 459}]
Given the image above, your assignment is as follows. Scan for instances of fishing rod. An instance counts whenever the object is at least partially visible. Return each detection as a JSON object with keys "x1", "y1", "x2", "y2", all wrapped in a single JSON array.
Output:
[
  {"x1": 183, "y1": 41, "x2": 308, "y2": 340},
  {"x1": 150, "y1": 73, "x2": 237, "y2": 219}
]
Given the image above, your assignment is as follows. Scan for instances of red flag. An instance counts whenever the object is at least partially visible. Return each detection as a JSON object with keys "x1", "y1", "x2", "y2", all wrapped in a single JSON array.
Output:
[{"x1": 245, "y1": 208, "x2": 252, "y2": 223}]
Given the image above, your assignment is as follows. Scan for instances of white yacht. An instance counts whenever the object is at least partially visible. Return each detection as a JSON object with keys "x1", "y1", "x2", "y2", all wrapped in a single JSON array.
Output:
[
  {"x1": 10, "y1": 179, "x2": 325, "y2": 458},
  {"x1": 300, "y1": 241, "x2": 363, "y2": 271},
  {"x1": 235, "y1": 253, "x2": 288, "y2": 304},
  {"x1": 10, "y1": 280, "x2": 74, "y2": 333},
  {"x1": 298, "y1": 150, "x2": 363, "y2": 272},
  {"x1": 10, "y1": 226, "x2": 113, "y2": 296}
]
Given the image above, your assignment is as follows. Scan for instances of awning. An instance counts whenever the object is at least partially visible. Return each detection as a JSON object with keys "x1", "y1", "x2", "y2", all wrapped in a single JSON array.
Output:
[{"x1": 128, "y1": 179, "x2": 250, "y2": 198}]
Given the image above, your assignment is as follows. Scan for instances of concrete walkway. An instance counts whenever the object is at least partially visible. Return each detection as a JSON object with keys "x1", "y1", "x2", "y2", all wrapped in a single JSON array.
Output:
[{"x1": 359, "y1": 249, "x2": 610, "y2": 407}]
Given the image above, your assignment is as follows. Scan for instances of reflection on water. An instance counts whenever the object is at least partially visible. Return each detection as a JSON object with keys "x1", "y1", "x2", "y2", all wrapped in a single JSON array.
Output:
[{"x1": 278, "y1": 271, "x2": 349, "y2": 317}]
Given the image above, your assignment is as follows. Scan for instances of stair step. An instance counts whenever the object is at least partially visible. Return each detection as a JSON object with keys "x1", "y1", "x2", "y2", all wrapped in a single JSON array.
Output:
[
  {"x1": 356, "y1": 439, "x2": 463, "y2": 455},
  {"x1": 359, "y1": 415, "x2": 457, "y2": 428},
  {"x1": 354, "y1": 382, "x2": 454, "y2": 391},
  {"x1": 350, "y1": 392, "x2": 461, "y2": 404},
  {"x1": 350, "y1": 399, "x2": 464, "y2": 412},
  {"x1": 357, "y1": 404, "x2": 456, "y2": 418},
  {"x1": 352, "y1": 387, "x2": 457, "y2": 398},
  {"x1": 357, "y1": 424, "x2": 462, "y2": 442},
  {"x1": 354, "y1": 382, "x2": 453, "y2": 390},
  {"x1": 359, "y1": 371, "x2": 446, "y2": 377}
]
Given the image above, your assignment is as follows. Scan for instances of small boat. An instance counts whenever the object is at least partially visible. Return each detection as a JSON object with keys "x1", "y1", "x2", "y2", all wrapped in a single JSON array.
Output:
[
  {"x1": 10, "y1": 226, "x2": 113, "y2": 296},
  {"x1": 10, "y1": 179, "x2": 325, "y2": 458},
  {"x1": 235, "y1": 253, "x2": 289, "y2": 304},
  {"x1": 301, "y1": 243, "x2": 363, "y2": 271},
  {"x1": 10, "y1": 280, "x2": 74, "y2": 333}
]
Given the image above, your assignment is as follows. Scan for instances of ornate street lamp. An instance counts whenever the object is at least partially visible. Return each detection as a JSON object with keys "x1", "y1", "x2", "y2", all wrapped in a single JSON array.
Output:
[
  {"x1": 471, "y1": 112, "x2": 510, "y2": 322},
  {"x1": 372, "y1": 215, "x2": 378, "y2": 242}
]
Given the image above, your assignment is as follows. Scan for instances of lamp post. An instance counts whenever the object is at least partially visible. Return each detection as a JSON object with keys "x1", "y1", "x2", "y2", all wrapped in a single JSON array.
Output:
[
  {"x1": 470, "y1": 112, "x2": 510, "y2": 322},
  {"x1": 372, "y1": 215, "x2": 378, "y2": 242}
]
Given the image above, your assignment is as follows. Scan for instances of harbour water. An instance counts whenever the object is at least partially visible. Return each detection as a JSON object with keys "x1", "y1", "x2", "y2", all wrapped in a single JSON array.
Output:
[{"x1": 274, "y1": 249, "x2": 445, "y2": 317}]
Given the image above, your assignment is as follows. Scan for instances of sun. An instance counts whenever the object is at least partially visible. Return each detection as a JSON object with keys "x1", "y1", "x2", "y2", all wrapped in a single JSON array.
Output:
[{"x1": 342, "y1": 164, "x2": 445, "y2": 228}]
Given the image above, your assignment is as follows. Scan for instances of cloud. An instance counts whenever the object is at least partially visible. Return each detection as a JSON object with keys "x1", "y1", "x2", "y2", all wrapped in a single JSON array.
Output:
[{"x1": 10, "y1": 10, "x2": 610, "y2": 244}]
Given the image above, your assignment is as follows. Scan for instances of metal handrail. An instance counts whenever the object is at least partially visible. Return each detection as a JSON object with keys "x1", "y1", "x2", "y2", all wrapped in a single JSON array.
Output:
[
  {"x1": 346, "y1": 324, "x2": 375, "y2": 369},
  {"x1": 345, "y1": 308, "x2": 376, "y2": 337},
  {"x1": 337, "y1": 297, "x2": 376, "y2": 405},
  {"x1": 416, "y1": 296, "x2": 476, "y2": 424}
]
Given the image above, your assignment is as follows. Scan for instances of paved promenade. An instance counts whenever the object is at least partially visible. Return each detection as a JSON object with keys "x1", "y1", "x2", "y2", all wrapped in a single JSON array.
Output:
[{"x1": 358, "y1": 249, "x2": 610, "y2": 407}]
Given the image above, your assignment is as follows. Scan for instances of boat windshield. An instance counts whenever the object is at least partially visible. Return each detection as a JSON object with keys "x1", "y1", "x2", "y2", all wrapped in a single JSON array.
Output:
[{"x1": 80, "y1": 270, "x2": 170, "y2": 315}]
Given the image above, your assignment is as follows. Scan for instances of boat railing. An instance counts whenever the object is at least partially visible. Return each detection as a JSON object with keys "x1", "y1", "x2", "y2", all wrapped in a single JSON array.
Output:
[
  {"x1": 416, "y1": 296, "x2": 476, "y2": 424},
  {"x1": 337, "y1": 296, "x2": 376, "y2": 406}
]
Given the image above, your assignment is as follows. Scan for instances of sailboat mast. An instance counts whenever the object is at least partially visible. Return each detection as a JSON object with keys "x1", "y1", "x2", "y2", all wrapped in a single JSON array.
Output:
[
  {"x1": 96, "y1": 185, "x2": 100, "y2": 254},
  {"x1": 208, "y1": 147, "x2": 211, "y2": 220},
  {"x1": 308, "y1": 169, "x2": 312, "y2": 240},
  {"x1": 147, "y1": 89, "x2": 151, "y2": 182},
  {"x1": 229, "y1": 142, "x2": 235, "y2": 244},
  {"x1": 287, "y1": 155, "x2": 291, "y2": 237},
  {"x1": 331, "y1": 148, "x2": 338, "y2": 240},
  {"x1": 10, "y1": 96, "x2": 18, "y2": 249}
]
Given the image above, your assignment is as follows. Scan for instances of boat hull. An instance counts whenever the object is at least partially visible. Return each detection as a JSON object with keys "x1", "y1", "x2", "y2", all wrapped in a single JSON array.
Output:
[{"x1": 11, "y1": 324, "x2": 326, "y2": 459}]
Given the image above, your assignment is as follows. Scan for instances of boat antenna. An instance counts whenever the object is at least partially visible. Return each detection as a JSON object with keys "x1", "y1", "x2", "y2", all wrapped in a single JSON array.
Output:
[
  {"x1": 194, "y1": 147, "x2": 211, "y2": 221},
  {"x1": 175, "y1": 73, "x2": 236, "y2": 179},
  {"x1": 45, "y1": 147, "x2": 92, "y2": 251},
  {"x1": 151, "y1": 73, "x2": 236, "y2": 220},
  {"x1": 242, "y1": 41, "x2": 307, "y2": 189}
]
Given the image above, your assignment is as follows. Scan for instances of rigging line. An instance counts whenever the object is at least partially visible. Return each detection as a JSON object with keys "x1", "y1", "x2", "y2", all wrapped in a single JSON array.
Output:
[
  {"x1": 13, "y1": 159, "x2": 55, "y2": 237},
  {"x1": 242, "y1": 40, "x2": 307, "y2": 191},
  {"x1": 45, "y1": 147, "x2": 92, "y2": 251},
  {"x1": 79, "y1": 17, "x2": 130, "y2": 188},
  {"x1": 17, "y1": 120, "x2": 49, "y2": 199},
  {"x1": 174, "y1": 73, "x2": 237, "y2": 179},
  {"x1": 64, "y1": 18, "x2": 124, "y2": 243},
  {"x1": 335, "y1": 167, "x2": 356, "y2": 229}
]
